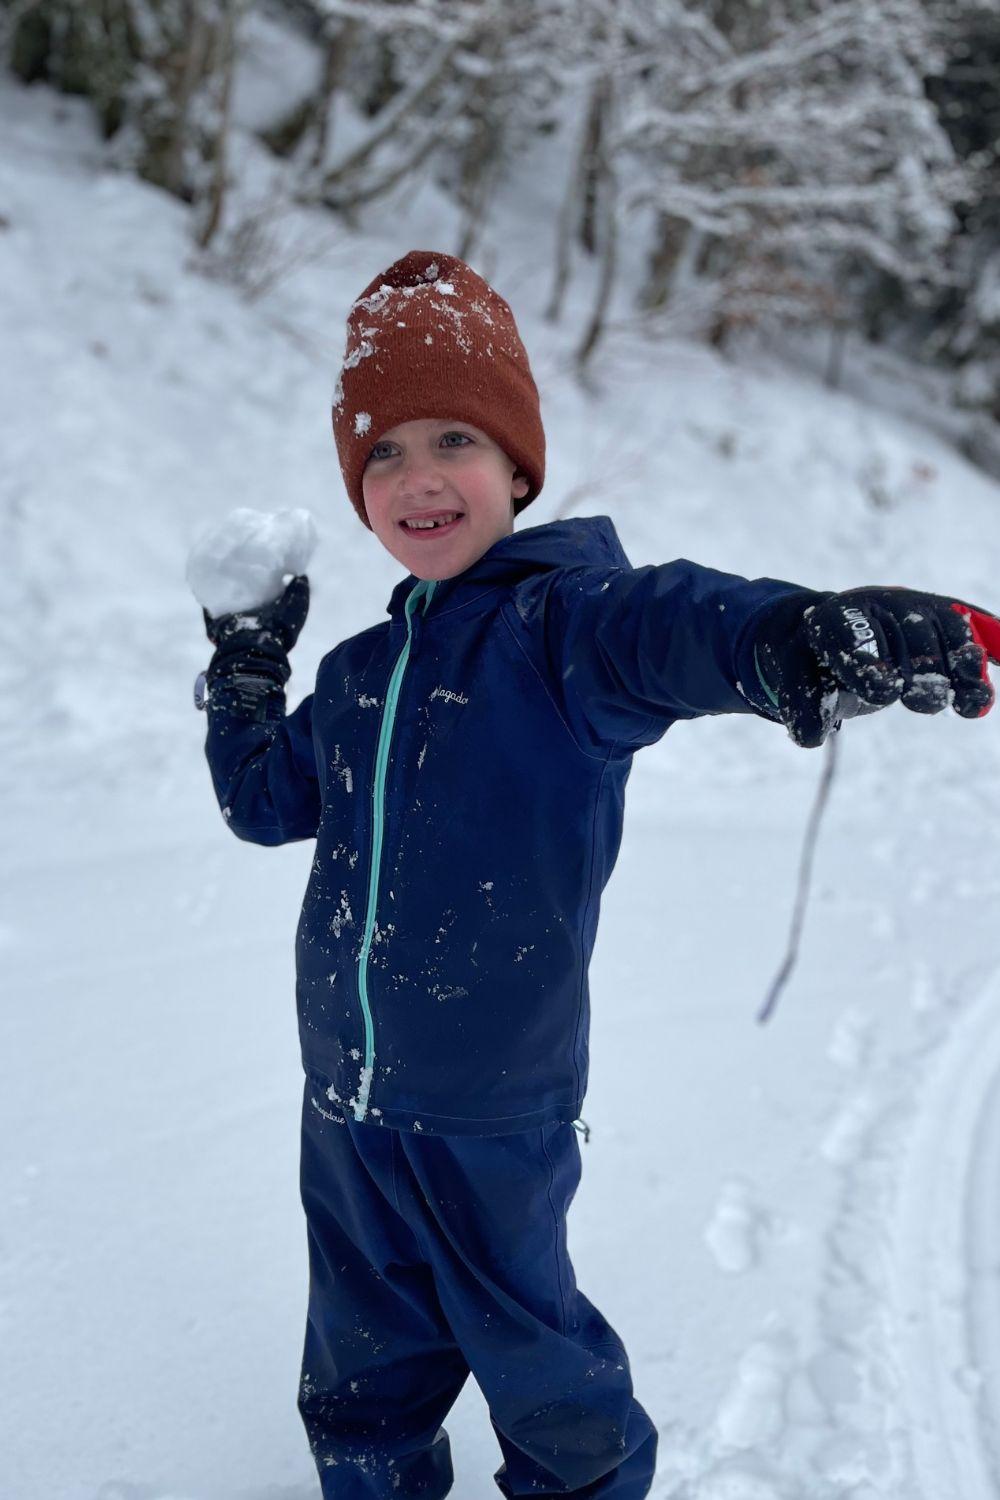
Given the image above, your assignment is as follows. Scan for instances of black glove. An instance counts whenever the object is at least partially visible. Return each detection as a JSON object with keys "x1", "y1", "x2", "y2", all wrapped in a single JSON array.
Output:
[
  {"x1": 195, "y1": 574, "x2": 310, "y2": 721},
  {"x1": 754, "y1": 585, "x2": 1000, "y2": 748}
]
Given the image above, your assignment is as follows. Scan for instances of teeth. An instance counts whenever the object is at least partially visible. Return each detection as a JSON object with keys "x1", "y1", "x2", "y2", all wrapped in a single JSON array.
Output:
[{"x1": 404, "y1": 514, "x2": 458, "y2": 529}]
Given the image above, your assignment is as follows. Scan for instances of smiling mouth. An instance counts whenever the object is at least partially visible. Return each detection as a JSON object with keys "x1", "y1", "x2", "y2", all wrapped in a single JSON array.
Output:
[{"x1": 399, "y1": 512, "x2": 464, "y2": 536}]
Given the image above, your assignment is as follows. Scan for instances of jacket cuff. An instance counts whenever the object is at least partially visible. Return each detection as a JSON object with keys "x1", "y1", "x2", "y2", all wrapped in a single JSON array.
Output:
[{"x1": 733, "y1": 587, "x2": 819, "y2": 720}]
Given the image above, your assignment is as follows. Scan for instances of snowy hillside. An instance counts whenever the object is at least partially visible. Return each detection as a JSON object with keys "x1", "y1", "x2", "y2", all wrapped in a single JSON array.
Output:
[{"x1": 4, "y1": 72, "x2": 1000, "y2": 1500}]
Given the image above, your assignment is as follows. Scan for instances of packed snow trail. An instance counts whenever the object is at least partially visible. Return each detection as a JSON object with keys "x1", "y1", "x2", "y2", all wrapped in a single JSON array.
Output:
[
  {"x1": 638, "y1": 762, "x2": 1000, "y2": 1500},
  {"x1": 891, "y1": 970, "x2": 1000, "y2": 1497}
]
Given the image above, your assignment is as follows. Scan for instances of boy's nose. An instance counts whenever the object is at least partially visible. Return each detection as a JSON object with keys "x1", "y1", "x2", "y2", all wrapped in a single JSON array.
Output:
[{"x1": 398, "y1": 462, "x2": 445, "y2": 498}]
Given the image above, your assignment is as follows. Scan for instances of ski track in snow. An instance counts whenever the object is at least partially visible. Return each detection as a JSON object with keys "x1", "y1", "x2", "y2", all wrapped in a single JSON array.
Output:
[
  {"x1": 653, "y1": 966, "x2": 1000, "y2": 1500},
  {"x1": 889, "y1": 971, "x2": 1000, "y2": 1498}
]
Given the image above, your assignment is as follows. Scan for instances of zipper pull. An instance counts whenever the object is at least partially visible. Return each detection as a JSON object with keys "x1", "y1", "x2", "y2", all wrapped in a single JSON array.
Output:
[
  {"x1": 571, "y1": 1117, "x2": 591, "y2": 1144},
  {"x1": 406, "y1": 578, "x2": 437, "y2": 655}
]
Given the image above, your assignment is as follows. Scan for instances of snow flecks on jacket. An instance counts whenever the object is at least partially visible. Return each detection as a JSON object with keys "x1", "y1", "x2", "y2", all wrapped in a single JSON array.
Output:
[
  {"x1": 330, "y1": 744, "x2": 354, "y2": 793},
  {"x1": 430, "y1": 983, "x2": 469, "y2": 1002},
  {"x1": 327, "y1": 841, "x2": 359, "y2": 868},
  {"x1": 432, "y1": 910, "x2": 457, "y2": 946},
  {"x1": 330, "y1": 893, "x2": 353, "y2": 939},
  {"x1": 206, "y1": 516, "x2": 804, "y2": 1134},
  {"x1": 357, "y1": 694, "x2": 380, "y2": 708},
  {"x1": 349, "y1": 1064, "x2": 373, "y2": 1114}
]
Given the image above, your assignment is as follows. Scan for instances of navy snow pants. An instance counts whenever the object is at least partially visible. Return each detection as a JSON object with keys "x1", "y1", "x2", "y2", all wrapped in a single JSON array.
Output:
[{"x1": 297, "y1": 1075, "x2": 658, "y2": 1498}]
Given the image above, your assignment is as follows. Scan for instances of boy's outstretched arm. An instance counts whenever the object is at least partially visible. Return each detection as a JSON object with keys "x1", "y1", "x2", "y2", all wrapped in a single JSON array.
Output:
[
  {"x1": 527, "y1": 563, "x2": 1000, "y2": 756},
  {"x1": 753, "y1": 586, "x2": 1000, "y2": 747},
  {"x1": 523, "y1": 559, "x2": 817, "y2": 755},
  {"x1": 195, "y1": 575, "x2": 321, "y2": 844}
]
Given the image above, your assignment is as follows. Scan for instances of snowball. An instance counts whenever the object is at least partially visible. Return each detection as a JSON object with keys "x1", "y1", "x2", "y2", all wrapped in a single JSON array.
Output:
[{"x1": 185, "y1": 507, "x2": 318, "y2": 616}]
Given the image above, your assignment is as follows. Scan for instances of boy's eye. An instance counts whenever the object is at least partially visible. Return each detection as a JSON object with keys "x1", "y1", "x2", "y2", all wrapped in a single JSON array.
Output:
[{"x1": 367, "y1": 432, "x2": 471, "y2": 464}]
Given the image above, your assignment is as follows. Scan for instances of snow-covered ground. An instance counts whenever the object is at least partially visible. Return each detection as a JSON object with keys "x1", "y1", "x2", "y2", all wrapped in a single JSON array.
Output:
[{"x1": 4, "y1": 72, "x2": 1000, "y2": 1500}]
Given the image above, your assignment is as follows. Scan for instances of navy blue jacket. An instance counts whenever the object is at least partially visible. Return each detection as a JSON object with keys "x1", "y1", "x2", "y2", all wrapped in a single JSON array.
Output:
[{"x1": 203, "y1": 516, "x2": 803, "y2": 1135}]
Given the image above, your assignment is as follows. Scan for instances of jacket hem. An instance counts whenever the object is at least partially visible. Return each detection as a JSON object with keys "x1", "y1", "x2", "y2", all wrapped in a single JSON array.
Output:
[
  {"x1": 360, "y1": 1097, "x2": 584, "y2": 1137},
  {"x1": 301, "y1": 1049, "x2": 582, "y2": 1137}
]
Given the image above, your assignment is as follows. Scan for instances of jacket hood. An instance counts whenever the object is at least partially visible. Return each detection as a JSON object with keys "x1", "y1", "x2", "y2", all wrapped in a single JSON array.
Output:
[{"x1": 386, "y1": 515, "x2": 632, "y2": 620}]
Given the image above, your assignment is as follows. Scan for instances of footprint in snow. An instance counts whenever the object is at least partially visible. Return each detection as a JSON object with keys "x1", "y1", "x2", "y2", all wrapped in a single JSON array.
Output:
[
  {"x1": 704, "y1": 1178, "x2": 774, "y2": 1274},
  {"x1": 819, "y1": 1090, "x2": 881, "y2": 1166},
  {"x1": 714, "y1": 1325, "x2": 797, "y2": 1450},
  {"x1": 826, "y1": 1006, "x2": 875, "y2": 1071}
]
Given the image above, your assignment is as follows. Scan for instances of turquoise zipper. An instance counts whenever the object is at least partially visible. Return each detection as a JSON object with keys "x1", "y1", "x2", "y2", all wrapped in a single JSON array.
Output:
[
  {"x1": 352, "y1": 577, "x2": 437, "y2": 1121},
  {"x1": 754, "y1": 644, "x2": 781, "y2": 713}
]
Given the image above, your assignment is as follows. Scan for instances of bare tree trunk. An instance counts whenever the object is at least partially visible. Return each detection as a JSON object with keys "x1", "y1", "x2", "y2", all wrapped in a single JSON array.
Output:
[
  {"x1": 825, "y1": 320, "x2": 848, "y2": 390},
  {"x1": 456, "y1": 136, "x2": 503, "y2": 263},
  {"x1": 578, "y1": 72, "x2": 609, "y2": 256},
  {"x1": 454, "y1": 24, "x2": 504, "y2": 262},
  {"x1": 2, "y1": 0, "x2": 47, "y2": 59},
  {"x1": 360, "y1": 26, "x2": 395, "y2": 117},
  {"x1": 309, "y1": 18, "x2": 358, "y2": 170},
  {"x1": 639, "y1": 212, "x2": 691, "y2": 311},
  {"x1": 545, "y1": 129, "x2": 581, "y2": 322},
  {"x1": 260, "y1": 18, "x2": 358, "y2": 165},
  {"x1": 196, "y1": 0, "x2": 241, "y2": 251},
  {"x1": 546, "y1": 76, "x2": 607, "y2": 324},
  {"x1": 317, "y1": 27, "x2": 466, "y2": 198},
  {"x1": 161, "y1": 2, "x2": 210, "y2": 199},
  {"x1": 574, "y1": 152, "x2": 618, "y2": 380}
]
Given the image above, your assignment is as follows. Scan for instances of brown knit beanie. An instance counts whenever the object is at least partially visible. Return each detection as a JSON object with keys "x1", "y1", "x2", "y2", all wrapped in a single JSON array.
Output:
[{"x1": 332, "y1": 250, "x2": 545, "y2": 529}]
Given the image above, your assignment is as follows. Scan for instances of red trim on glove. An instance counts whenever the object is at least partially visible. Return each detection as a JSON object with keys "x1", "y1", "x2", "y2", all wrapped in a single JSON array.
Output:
[{"x1": 951, "y1": 602, "x2": 1000, "y2": 717}]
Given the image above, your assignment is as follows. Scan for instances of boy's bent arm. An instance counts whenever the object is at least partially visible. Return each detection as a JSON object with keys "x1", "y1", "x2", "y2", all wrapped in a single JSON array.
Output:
[
  {"x1": 523, "y1": 559, "x2": 815, "y2": 756},
  {"x1": 203, "y1": 689, "x2": 321, "y2": 845},
  {"x1": 196, "y1": 575, "x2": 321, "y2": 845}
]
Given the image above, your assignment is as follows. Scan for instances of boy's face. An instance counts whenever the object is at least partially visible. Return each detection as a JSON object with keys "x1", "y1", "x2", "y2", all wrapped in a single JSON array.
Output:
[{"x1": 361, "y1": 418, "x2": 531, "y2": 580}]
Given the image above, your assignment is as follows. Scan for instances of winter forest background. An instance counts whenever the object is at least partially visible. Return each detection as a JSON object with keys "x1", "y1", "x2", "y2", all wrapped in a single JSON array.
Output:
[
  {"x1": 5, "y1": 0, "x2": 1000, "y2": 431},
  {"x1": 5, "y1": 3, "x2": 1000, "y2": 1499}
]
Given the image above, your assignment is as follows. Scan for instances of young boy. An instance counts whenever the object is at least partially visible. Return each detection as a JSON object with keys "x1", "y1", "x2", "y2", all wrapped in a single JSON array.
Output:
[{"x1": 196, "y1": 250, "x2": 1000, "y2": 1500}]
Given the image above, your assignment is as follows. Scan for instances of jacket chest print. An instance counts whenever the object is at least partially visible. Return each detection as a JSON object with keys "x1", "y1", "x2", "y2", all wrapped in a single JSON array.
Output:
[
  {"x1": 428, "y1": 684, "x2": 469, "y2": 706},
  {"x1": 415, "y1": 681, "x2": 471, "y2": 767}
]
